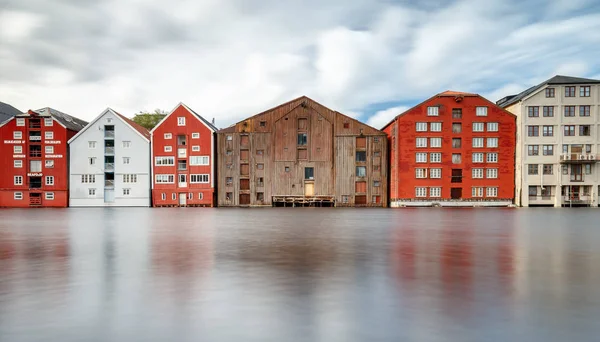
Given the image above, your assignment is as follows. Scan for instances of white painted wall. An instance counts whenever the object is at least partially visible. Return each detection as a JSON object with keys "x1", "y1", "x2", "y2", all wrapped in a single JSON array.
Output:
[{"x1": 69, "y1": 109, "x2": 150, "y2": 207}]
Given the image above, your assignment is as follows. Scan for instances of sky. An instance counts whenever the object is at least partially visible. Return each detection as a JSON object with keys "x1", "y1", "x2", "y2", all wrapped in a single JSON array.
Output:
[{"x1": 1, "y1": 0, "x2": 600, "y2": 129}]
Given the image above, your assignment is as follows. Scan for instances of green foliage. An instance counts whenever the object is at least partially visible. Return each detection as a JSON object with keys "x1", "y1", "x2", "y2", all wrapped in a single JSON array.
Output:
[{"x1": 132, "y1": 109, "x2": 167, "y2": 130}]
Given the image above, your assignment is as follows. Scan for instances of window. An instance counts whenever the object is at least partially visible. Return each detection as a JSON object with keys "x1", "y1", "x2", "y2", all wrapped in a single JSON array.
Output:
[
  {"x1": 122, "y1": 141, "x2": 131, "y2": 148},
  {"x1": 285, "y1": 166, "x2": 290, "y2": 172},
  {"x1": 123, "y1": 188, "x2": 130, "y2": 196},
  {"x1": 297, "y1": 133, "x2": 307, "y2": 146},
  {"x1": 565, "y1": 86, "x2": 575, "y2": 97},
  {"x1": 356, "y1": 166, "x2": 366, "y2": 177},
  {"x1": 528, "y1": 164, "x2": 538, "y2": 175},
  {"x1": 190, "y1": 174, "x2": 210, "y2": 183},
  {"x1": 122, "y1": 174, "x2": 137, "y2": 183},
  {"x1": 528, "y1": 145, "x2": 539, "y2": 156},
  {"x1": 190, "y1": 156, "x2": 210, "y2": 165},
  {"x1": 13, "y1": 131, "x2": 22, "y2": 139},
  {"x1": 476, "y1": 107, "x2": 488, "y2": 116},
  {"x1": 430, "y1": 138, "x2": 442, "y2": 148},
  {"x1": 452, "y1": 108, "x2": 462, "y2": 119},
  {"x1": 81, "y1": 175, "x2": 96, "y2": 183},
  {"x1": 177, "y1": 117, "x2": 185, "y2": 126},
  {"x1": 563, "y1": 145, "x2": 568, "y2": 154},
  {"x1": 16, "y1": 118, "x2": 25, "y2": 126},
  {"x1": 155, "y1": 174, "x2": 174, "y2": 183},
  {"x1": 472, "y1": 122, "x2": 484, "y2": 132},
  {"x1": 564, "y1": 125, "x2": 575, "y2": 136},
  {"x1": 580, "y1": 86, "x2": 590, "y2": 97},
  {"x1": 416, "y1": 137, "x2": 427, "y2": 148},
  {"x1": 430, "y1": 153, "x2": 441, "y2": 163},
  {"x1": 155, "y1": 157, "x2": 175, "y2": 165},
  {"x1": 373, "y1": 180, "x2": 381, "y2": 187},
  {"x1": 430, "y1": 168, "x2": 441, "y2": 179},
  {"x1": 452, "y1": 154, "x2": 462, "y2": 164},
  {"x1": 452, "y1": 123, "x2": 462, "y2": 133},
  {"x1": 528, "y1": 106, "x2": 539, "y2": 117},
  {"x1": 543, "y1": 106, "x2": 554, "y2": 117},
  {"x1": 373, "y1": 151, "x2": 381, "y2": 157},
  {"x1": 427, "y1": 106, "x2": 439, "y2": 116},
  {"x1": 528, "y1": 186, "x2": 537, "y2": 196},
  {"x1": 43, "y1": 118, "x2": 53, "y2": 126},
  {"x1": 45, "y1": 192, "x2": 54, "y2": 200},
  {"x1": 564, "y1": 106, "x2": 576, "y2": 117},
  {"x1": 543, "y1": 164, "x2": 553, "y2": 175},
  {"x1": 356, "y1": 151, "x2": 367, "y2": 162},
  {"x1": 14, "y1": 160, "x2": 23, "y2": 168},
  {"x1": 225, "y1": 135, "x2": 233, "y2": 142},
  {"x1": 580, "y1": 105, "x2": 591, "y2": 117},
  {"x1": 45, "y1": 146, "x2": 54, "y2": 154},
  {"x1": 192, "y1": 146, "x2": 200, "y2": 152},
  {"x1": 14, "y1": 192, "x2": 23, "y2": 200},
  {"x1": 88, "y1": 189, "x2": 96, "y2": 196},
  {"x1": 585, "y1": 164, "x2": 592, "y2": 175},
  {"x1": 172, "y1": 193, "x2": 177, "y2": 200},
  {"x1": 178, "y1": 160, "x2": 187, "y2": 170},
  {"x1": 472, "y1": 168, "x2": 484, "y2": 179},
  {"x1": 487, "y1": 122, "x2": 498, "y2": 132},
  {"x1": 198, "y1": 192, "x2": 204, "y2": 200},
  {"x1": 543, "y1": 145, "x2": 554, "y2": 156},
  {"x1": 256, "y1": 150, "x2": 264, "y2": 156},
  {"x1": 88, "y1": 141, "x2": 96, "y2": 149},
  {"x1": 416, "y1": 153, "x2": 427, "y2": 163},
  {"x1": 14, "y1": 146, "x2": 22, "y2": 154},
  {"x1": 452, "y1": 138, "x2": 461, "y2": 148},
  {"x1": 30, "y1": 160, "x2": 41, "y2": 172},
  {"x1": 374, "y1": 137, "x2": 380, "y2": 143},
  {"x1": 545, "y1": 88, "x2": 555, "y2": 97},
  {"x1": 586, "y1": 144, "x2": 592, "y2": 153},
  {"x1": 164, "y1": 133, "x2": 172, "y2": 139},
  {"x1": 472, "y1": 187, "x2": 483, "y2": 197},
  {"x1": 44, "y1": 131, "x2": 53, "y2": 140},
  {"x1": 88, "y1": 157, "x2": 96, "y2": 165},
  {"x1": 164, "y1": 146, "x2": 172, "y2": 152},
  {"x1": 255, "y1": 163, "x2": 264, "y2": 170},
  {"x1": 161, "y1": 193, "x2": 166, "y2": 200},
  {"x1": 486, "y1": 153, "x2": 498, "y2": 163},
  {"x1": 343, "y1": 122, "x2": 350, "y2": 129},
  {"x1": 528, "y1": 126, "x2": 539, "y2": 136},
  {"x1": 430, "y1": 187, "x2": 441, "y2": 197},
  {"x1": 579, "y1": 125, "x2": 591, "y2": 136},
  {"x1": 472, "y1": 138, "x2": 484, "y2": 148},
  {"x1": 472, "y1": 153, "x2": 484, "y2": 163},
  {"x1": 486, "y1": 168, "x2": 498, "y2": 179},
  {"x1": 415, "y1": 187, "x2": 427, "y2": 197},
  {"x1": 45, "y1": 176, "x2": 54, "y2": 185},
  {"x1": 487, "y1": 138, "x2": 498, "y2": 148},
  {"x1": 342, "y1": 195, "x2": 349, "y2": 203},
  {"x1": 45, "y1": 160, "x2": 54, "y2": 168},
  {"x1": 562, "y1": 164, "x2": 568, "y2": 175},
  {"x1": 430, "y1": 122, "x2": 442, "y2": 132},
  {"x1": 14, "y1": 176, "x2": 23, "y2": 185},
  {"x1": 123, "y1": 157, "x2": 130, "y2": 164},
  {"x1": 543, "y1": 125, "x2": 554, "y2": 136},
  {"x1": 415, "y1": 168, "x2": 427, "y2": 178},
  {"x1": 486, "y1": 187, "x2": 498, "y2": 198},
  {"x1": 192, "y1": 133, "x2": 200, "y2": 139}
]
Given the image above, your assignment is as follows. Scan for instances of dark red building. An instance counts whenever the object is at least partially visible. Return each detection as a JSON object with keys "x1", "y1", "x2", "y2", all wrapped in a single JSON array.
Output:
[
  {"x1": 150, "y1": 103, "x2": 218, "y2": 207},
  {"x1": 0, "y1": 108, "x2": 87, "y2": 207},
  {"x1": 382, "y1": 91, "x2": 516, "y2": 207}
]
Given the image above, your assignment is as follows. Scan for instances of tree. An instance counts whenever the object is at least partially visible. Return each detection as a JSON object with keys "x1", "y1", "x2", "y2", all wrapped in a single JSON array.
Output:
[{"x1": 132, "y1": 109, "x2": 167, "y2": 130}]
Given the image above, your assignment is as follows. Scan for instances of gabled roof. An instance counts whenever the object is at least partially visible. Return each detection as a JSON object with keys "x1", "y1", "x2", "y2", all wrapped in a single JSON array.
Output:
[
  {"x1": 438, "y1": 90, "x2": 478, "y2": 97},
  {"x1": 68, "y1": 108, "x2": 150, "y2": 144},
  {"x1": 33, "y1": 107, "x2": 88, "y2": 131},
  {"x1": 150, "y1": 103, "x2": 218, "y2": 134},
  {"x1": 0, "y1": 101, "x2": 21, "y2": 123},
  {"x1": 497, "y1": 75, "x2": 600, "y2": 108}
]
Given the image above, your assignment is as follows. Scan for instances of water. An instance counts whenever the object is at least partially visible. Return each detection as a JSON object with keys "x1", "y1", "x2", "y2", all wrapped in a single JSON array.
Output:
[{"x1": 1, "y1": 208, "x2": 600, "y2": 341}]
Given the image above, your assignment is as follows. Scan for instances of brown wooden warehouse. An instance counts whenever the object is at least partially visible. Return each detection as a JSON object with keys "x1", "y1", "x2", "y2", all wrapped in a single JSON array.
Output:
[{"x1": 216, "y1": 96, "x2": 388, "y2": 207}]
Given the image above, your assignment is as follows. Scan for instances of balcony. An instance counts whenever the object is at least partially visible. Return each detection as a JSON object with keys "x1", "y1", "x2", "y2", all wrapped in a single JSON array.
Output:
[
  {"x1": 105, "y1": 163, "x2": 114, "y2": 172},
  {"x1": 104, "y1": 130, "x2": 115, "y2": 139},
  {"x1": 29, "y1": 134, "x2": 42, "y2": 142},
  {"x1": 105, "y1": 146, "x2": 115, "y2": 154},
  {"x1": 560, "y1": 153, "x2": 598, "y2": 163},
  {"x1": 178, "y1": 148, "x2": 187, "y2": 158},
  {"x1": 29, "y1": 120, "x2": 41, "y2": 129},
  {"x1": 105, "y1": 179, "x2": 114, "y2": 187}
]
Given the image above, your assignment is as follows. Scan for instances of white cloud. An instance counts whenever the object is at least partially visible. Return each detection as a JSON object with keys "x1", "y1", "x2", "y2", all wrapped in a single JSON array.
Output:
[{"x1": 366, "y1": 106, "x2": 410, "y2": 129}]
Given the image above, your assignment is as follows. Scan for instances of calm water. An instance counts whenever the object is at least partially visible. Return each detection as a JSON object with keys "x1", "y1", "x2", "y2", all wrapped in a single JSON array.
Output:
[{"x1": 1, "y1": 208, "x2": 600, "y2": 341}]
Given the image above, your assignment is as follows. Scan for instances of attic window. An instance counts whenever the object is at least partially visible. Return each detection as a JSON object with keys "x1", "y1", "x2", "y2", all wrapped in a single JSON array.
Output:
[
  {"x1": 226, "y1": 135, "x2": 232, "y2": 141},
  {"x1": 106, "y1": 118, "x2": 112, "y2": 123},
  {"x1": 16, "y1": 118, "x2": 25, "y2": 126},
  {"x1": 343, "y1": 122, "x2": 349, "y2": 128},
  {"x1": 259, "y1": 121, "x2": 266, "y2": 127},
  {"x1": 44, "y1": 118, "x2": 53, "y2": 126}
]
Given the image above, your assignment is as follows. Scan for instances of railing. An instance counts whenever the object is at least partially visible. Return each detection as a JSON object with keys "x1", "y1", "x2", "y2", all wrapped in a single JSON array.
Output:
[
  {"x1": 451, "y1": 176, "x2": 462, "y2": 183},
  {"x1": 105, "y1": 146, "x2": 114, "y2": 154},
  {"x1": 29, "y1": 135, "x2": 42, "y2": 141},
  {"x1": 29, "y1": 151, "x2": 42, "y2": 157},
  {"x1": 560, "y1": 153, "x2": 599, "y2": 162},
  {"x1": 570, "y1": 175, "x2": 584, "y2": 182},
  {"x1": 562, "y1": 195, "x2": 592, "y2": 204},
  {"x1": 105, "y1": 179, "x2": 114, "y2": 187},
  {"x1": 105, "y1": 163, "x2": 114, "y2": 171},
  {"x1": 529, "y1": 195, "x2": 555, "y2": 201},
  {"x1": 29, "y1": 121, "x2": 41, "y2": 129},
  {"x1": 104, "y1": 130, "x2": 115, "y2": 138},
  {"x1": 178, "y1": 148, "x2": 187, "y2": 158}
]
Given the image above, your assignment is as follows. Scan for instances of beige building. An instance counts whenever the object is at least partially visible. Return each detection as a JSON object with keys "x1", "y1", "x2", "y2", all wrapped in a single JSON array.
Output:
[{"x1": 498, "y1": 75, "x2": 600, "y2": 207}]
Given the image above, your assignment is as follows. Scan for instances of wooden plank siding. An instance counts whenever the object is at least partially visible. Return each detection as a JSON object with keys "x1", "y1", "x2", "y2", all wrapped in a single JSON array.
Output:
[{"x1": 216, "y1": 96, "x2": 388, "y2": 207}]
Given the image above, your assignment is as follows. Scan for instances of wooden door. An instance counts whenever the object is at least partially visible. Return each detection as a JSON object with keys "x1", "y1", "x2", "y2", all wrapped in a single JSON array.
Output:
[
  {"x1": 451, "y1": 188, "x2": 462, "y2": 199},
  {"x1": 305, "y1": 182, "x2": 314, "y2": 196},
  {"x1": 571, "y1": 165, "x2": 582, "y2": 181},
  {"x1": 571, "y1": 145, "x2": 582, "y2": 159},
  {"x1": 179, "y1": 193, "x2": 187, "y2": 206},
  {"x1": 239, "y1": 194, "x2": 250, "y2": 205},
  {"x1": 355, "y1": 195, "x2": 367, "y2": 205}
]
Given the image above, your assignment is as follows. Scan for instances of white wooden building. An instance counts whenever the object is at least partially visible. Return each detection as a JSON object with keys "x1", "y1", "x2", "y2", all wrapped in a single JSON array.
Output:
[{"x1": 68, "y1": 108, "x2": 151, "y2": 207}]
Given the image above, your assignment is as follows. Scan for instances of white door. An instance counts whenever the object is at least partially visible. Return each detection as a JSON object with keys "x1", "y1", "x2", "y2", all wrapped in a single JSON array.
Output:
[
  {"x1": 104, "y1": 189, "x2": 115, "y2": 203},
  {"x1": 178, "y1": 174, "x2": 187, "y2": 187},
  {"x1": 179, "y1": 193, "x2": 187, "y2": 206}
]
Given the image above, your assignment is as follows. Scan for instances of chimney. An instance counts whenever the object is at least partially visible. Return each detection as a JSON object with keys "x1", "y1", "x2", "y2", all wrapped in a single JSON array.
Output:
[{"x1": 212, "y1": 118, "x2": 215, "y2": 125}]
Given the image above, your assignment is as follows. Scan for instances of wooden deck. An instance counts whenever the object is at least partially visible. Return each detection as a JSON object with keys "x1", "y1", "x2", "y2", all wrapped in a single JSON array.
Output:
[{"x1": 272, "y1": 196, "x2": 335, "y2": 207}]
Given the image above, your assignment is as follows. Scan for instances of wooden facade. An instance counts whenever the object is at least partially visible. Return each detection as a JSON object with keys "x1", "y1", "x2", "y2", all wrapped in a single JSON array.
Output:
[{"x1": 216, "y1": 96, "x2": 388, "y2": 207}]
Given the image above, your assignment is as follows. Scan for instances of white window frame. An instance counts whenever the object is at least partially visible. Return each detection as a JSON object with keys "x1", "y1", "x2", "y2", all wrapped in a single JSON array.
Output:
[
  {"x1": 487, "y1": 138, "x2": 498, "y2": 148},
  {"x1": 472, "y1": 138, "x2": 484, "y2": 148},
  {"x1": 16, "y1": 118, "x2": 25, "y2": 126},
  {"x1": 45, "y1": 146, "x2": 54, "y2": 154},
  {"x1": 30, "y1": 160, "x2": 42, "y2": 172},
  {"x1": 122, "y1": 141, "x2": 131, "y2": 148},
  {"x1": 190, "y1": 174, "x2": 210, "y2": 183},
  {"x1": 164, "y1": 146, "x2": 173, "y2": 152},
  {"x1": 427, "y1": 106, "x2": 439, "y2": 116},
  {"x1": 14, "y1": 160, "x2": 23, "y2": 168},
  {"x1": 172, "y1": 193, "x2": 177, "y2": 200},
  {"x1": 430, "y1": 168, "x2": 441, "y2": 179},
  {"x1": 486, "y1": 168, "x2": 498, "y2": 179},
  {"x1": 155, "y1": 174, "x2": 175, "y2": 183},
  {"x1": 416, "y1": 137, "x2": 427, "y2": 148},
  {"x1": 88, "y1": 141, "x2": 96, "y2": 149},
  {"x1": 486, "y1": 153, "x2": 498, "y2": 163},
  {"x1": 14, "y1": 176, "x2": 23, "y2": 185},
  {"x1": 430, "y1": 122, "x2": 442, "y2": 132},
  {"x1": 45, "y1": 160, "x2": 54, "y2": 168},
  {"x1": 486, "y1": 187, "x2": 498, "y2": 198},
  {"x1": 89, "y1": 157, "x2": 96, "y2": 165},
  {"x1": 45, "y1": 131, "x2": 54, "y2": 140},
  {"x1": 123, "y1": 157, "x2": 130, "y2": 164},
  {"x1": 430, "y1": 137, "x2": 442, "y2": 148},
  {"x1": 487, "y1": 122, "x2": 498, "y2": 132},
  {"x1": 430, "y1": 187, "x2": 441, "y2": 198},
  {"x1": 472, "y1": 153, "x2": 484, "y2": 163},
  {"x1": 14, "y1": 192, "x2": 23, "y2": 200},
  {"x1": 416, "y1": 153, "x2": 427, "y2": 163},
  {"x1": 473, "y1": 123, "x2": 484, "y2": 132},
  {"x1": 161, "y1": 193, "x2": 166, "y2": 200},
  {"x1": 472, "y1": 187, "x2": 484, "y2": 198},
  {"x1": 122, "y1": 174, "x2": 138, "y2": 183},
  {"x1": 45, "y1": 192, "x2": 54, "y2": 200},
  {"x1": 476, "y1": 107, "x2": 488, "y2": 116},
  {"x1": 123, "y1": 188, "x2": 130, "y2": 196},
  {"x1": 13, "y1": 131, "x2": 22, "y2": 139},
  {"x1": 192, "y1": 133, "x2": 200, "y2": 139},
  {"x1": 45, "y1": 176, "x2": 54, "y2": 185},
  {"x1": 164, "y1": 133, "x2": 172, "y2": 139},
  {"x1": 416, "y1": 122, "x2": 427, "y2": 132},
  {"x1": 88, "y1": 188, "x2": 96, "y2": 196},
  {"x1": 177, "y1": 117, "x2": 186, "y2": 126},
  {"x1": 198, "y1": 192, "x2": 204, "y2": 200},
  {"x1": 81, "y1": 175, "x2": 96, "y2": 183},
  {"x1": 415, "y1": 168, "x2": 427, "y2": 178},
  {"x1": 415, "y1": 187, "x2": 427, "y2": 198},
  {"x1": 190, "y1": 156, "x2": 210, "y2": 166},
  {"x1": 14, "y1": 146, "x2": 23, "y2": 154},
  {"x1": 155, "y1": 157, "x2": 175, "y2": 166},
  {"x1": 472, "y1": 168, "x2": 484, "y2": 179},
  {"x1": 192, "y1": 146, "x2": 200, "y2": 152},
  {"x1": 430, "y1": 152, "x2": 441, "y2": 163},
  {"x1": 44, "y1": 118, "x2": 53, "y2": 126}
]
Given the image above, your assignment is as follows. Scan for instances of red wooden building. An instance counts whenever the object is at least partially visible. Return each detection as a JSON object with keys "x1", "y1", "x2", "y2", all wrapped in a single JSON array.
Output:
[
  {"x1": 0, "y1": 108, "x2": 87, "y2": 207},
  {"x1": 382, "y1": 91, "x2": 516, "y2": 207},
  {"x1": 150, "y1": 103, "x2": 218, "y2": 207}
]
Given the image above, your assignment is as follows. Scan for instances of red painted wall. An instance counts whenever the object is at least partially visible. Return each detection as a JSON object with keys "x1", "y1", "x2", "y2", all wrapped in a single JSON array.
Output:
[
  {"x1": 0, "y1": 115, "x2": 74, "y2": 207},
  {"x1": 151, "y1": 105, "x2": 215, "y2": 206},
  {"x1": 384, "y1": 93, "x2": 516, "y2": 202}
]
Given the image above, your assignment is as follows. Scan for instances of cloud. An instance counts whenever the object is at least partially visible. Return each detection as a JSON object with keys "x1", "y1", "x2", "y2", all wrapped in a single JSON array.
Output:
[
  {"x1": 366, "y1": 106, "x2": 410, "y2": 129},
  {"x1": 0, "y1": 0, "x2": 599, "y2": 128}
]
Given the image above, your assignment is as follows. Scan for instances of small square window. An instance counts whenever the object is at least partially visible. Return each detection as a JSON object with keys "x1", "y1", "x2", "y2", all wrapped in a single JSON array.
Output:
[
  {"x1": 14, "y1": 160, "x2": 23, "y2": 168},
  {"x1": 177, "y1": 117, "x2": 186, "y2": 126},
  {"x1": 45, "y1": 192, "x2": 54, "y2": 200},
  {"x1": 476, "y1": 107, "x2": 487, "y2": 116},
  {"x1": 88, "y1": 141, "x2": 96, "y2": 149},
  {"x1": 45, "y1": 160, "x2": 54, "y2": 168},
  {"x1": 192, "y1": 133, "x2": 200, "y2": 139},
  {"x1": 343, "y1": 122, "x2": 350, "y2": 128},
  {"x1": 257, "y1": 150, "x2": 264, "y2": 156},
  {"x1": 227, "y1": 135, "x2": 233, "y2": 141},
  {"x1": 45, "y1": 146, "x2": 54, "y2": 154},
  {"x1": 427, "y1": 106, "x2": 439, "y2": 116},
  {"x1": 16, "y1": 118, "x2": 25, "y2": 126},
  {"x1": 545, "y1": 88, "x2": 555, "y2": 98},
  {"x1": 89, "y1": 188, "x2": 96, "y2": 196},
  {"x1": 14, "y1": 192, "x2": 23, "y2": 200},
  {"x1": 226, "y1": 177, "x2": 233, "y2": 185},
  {"x1": 285, "y1": 166, "x2": 290, "y2": 172},
  {"x1": 259, "y1": 121, "x2": 266, "y2": 127},
  {"x1": 192, "y1": 146, "x2": 200, "y2": 152},
  {"x1": 356, "y1": 166, "x2": 366, "y2": 177},
  {"x1": 164, "y1": 146, "x2": 172, "y2": 152},
  {"x1": 123, "y1": 157, "x2": 130, "y2": 164},
  {"x1": 45, "y1": 131, "x2": 54, "y2": 140},
  {"x1": 373, "y1": 180, "x2": 380, "y2": 187},
  {"x1": 13, "y1": 146, "x2": 22, "y2": 154},
  {"x1": 164, "y1": 133, "x2": 172, "y2": 139},
  {"x1": 226, "y1": 192, "x2": 233, "y2": 201},
  {"x1": 44, "y1": 118, "x2": 53, "y2": 126},
  {"x1": 123, "y1": 188, "x2": 130, "y2": 195},
  {"x1": 257, "y1": 163, "x2": 264, "y2": 170},
  {"x1": 122, "y1": 141, "x2": 131, "y2": 148},
  {"x1": 13, "y1": 131, "x2": 22, "y2": 139}
]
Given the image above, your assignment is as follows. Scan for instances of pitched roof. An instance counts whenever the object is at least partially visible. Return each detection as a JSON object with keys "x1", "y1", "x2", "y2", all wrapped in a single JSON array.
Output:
[
  {"x1": 497, "y1": 75, "x2": 600, "y2": 108},
  {"x1": 33, "y1": 107, "x2": 88, "y2": 131},
  {"x1": 0, "y1": 101, "x2": 22, "y2": 123},
  {"x1": 183, "y1": 104, "x2": 219, "y2": 131},
  {"x1": 438, "y1": 90, "x2": 478, "y2": 96},
  {"x1": 116, "y1": 113, "x2": 150, "y2": 139},
  {"x1": 151, "y1": 103, "x2": 218, "y2": 133}
]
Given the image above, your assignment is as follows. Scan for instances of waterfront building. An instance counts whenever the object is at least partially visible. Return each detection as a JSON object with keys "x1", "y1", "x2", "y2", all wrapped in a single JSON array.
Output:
[
  {"x1": 498, "y1": 75, "x2": 600, "y2": 207},
  {"x1": 0, "y1": 108, "x2": 87, "y2": 207},
  {"x1": 151, "y1": 103, "x2": 217, "y2": 207},
  {"x1": 216, "y1": 96, "x2": 388, "y2": 207},
  {"x1": 0, "y1": 101, "x2": 22, "y2": 123},
  {"x1": 382, "y1": 91, "x2": 516, "y2": 207},
  {"x1": 68, "y1": 108, "x2": 151, "y2": 207}
]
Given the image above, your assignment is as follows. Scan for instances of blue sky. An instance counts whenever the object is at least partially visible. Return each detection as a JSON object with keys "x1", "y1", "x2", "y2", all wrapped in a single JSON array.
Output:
[{"x1": 1, "y1": 0, "x2": 599, "y2": 128}]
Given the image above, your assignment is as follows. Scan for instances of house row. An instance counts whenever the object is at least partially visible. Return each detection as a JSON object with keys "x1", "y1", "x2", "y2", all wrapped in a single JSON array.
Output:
[{"x1": 1, "y1": 75, "x2": 599, "y2": 208}]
